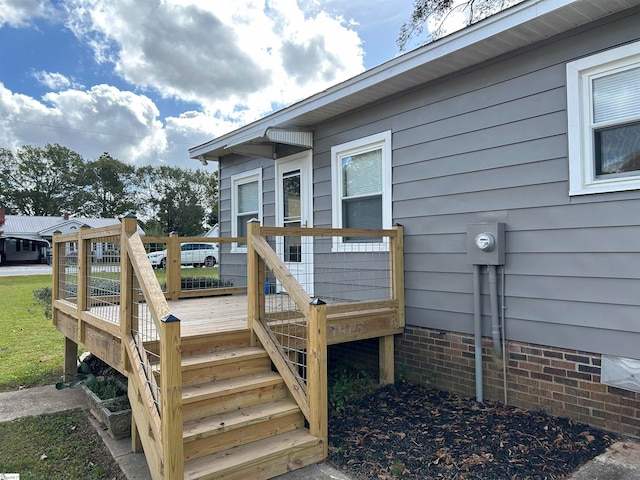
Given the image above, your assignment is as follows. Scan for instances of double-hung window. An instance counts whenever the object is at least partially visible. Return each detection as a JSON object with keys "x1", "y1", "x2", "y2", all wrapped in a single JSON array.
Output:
[
  {"x1": 231, "y1": 168, "x2": 262, "y2": 250},
  {"x1": 331, "y1": 131, "x2": 392, "y2": 250},
  {"x1": 567, "y1": 41, "x2": 640, "y2": 195}
]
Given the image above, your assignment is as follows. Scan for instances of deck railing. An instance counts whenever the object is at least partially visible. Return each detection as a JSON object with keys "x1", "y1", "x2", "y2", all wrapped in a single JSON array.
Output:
[
  {"x1": 52, "y1": 216, "x2": 184, "y2": 479},
  {"x1": 247, "y1": 221, "x2": 404, "y2": 456},
  {"x1": 142, "y1": 234, "x2": 247, "y2": 300}
]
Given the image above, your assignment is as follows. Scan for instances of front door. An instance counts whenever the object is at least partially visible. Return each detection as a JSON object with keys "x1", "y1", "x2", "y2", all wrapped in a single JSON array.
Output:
[{"x1": 275, "y1": 151, "x2": 313, "y2": 295}]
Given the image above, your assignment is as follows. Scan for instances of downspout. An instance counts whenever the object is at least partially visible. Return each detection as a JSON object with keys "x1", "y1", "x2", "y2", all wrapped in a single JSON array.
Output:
[
  {"x1": 473, "y1": 264, "x2": 483, "y2": 402},
  {"x1": 488, "y1": 265, "x2": 503, "y2": 359}
]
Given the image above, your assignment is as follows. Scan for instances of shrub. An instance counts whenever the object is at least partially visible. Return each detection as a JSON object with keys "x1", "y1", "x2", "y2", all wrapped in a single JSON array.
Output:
[{"x1": 33, "y1": 286, "x2": 52, "y2": 320}]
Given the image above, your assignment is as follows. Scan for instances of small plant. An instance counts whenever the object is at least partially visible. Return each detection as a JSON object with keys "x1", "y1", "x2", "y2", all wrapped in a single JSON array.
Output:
[
  {"x1": 396, "y1": 363, "x2": 410, "y2": 382},
  {"x1": 32, "y1": 286, "x2": 52, "y2": 320},
  {"x1": 86, "y1": 379, "x2": 126, "y2": 400},
  {"x1": 422, "y1": 369, "x2": 435, "y2": 385},
  {"x1": 328, "y1": 362, "x2": 374, "y2": 412},
  {"x1": 391, "y1": 460, "x2": 407, "y2": 476}
]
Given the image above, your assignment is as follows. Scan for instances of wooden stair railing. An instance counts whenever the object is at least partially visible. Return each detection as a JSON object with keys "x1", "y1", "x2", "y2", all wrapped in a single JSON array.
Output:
[
  {"x1": 246, "y1": 220, "x2": 328, "y2": 457},
  {"x1": 120, "y1": 215, "x2": 183, "y2": 479}
]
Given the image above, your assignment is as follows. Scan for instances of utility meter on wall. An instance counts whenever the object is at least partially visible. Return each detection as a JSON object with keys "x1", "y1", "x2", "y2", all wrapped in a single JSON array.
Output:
[
  {"x1": 475, "y1": 232, "x2": 496, "y2": 251},
  {"x1": 467, "y1": 223, "x2": 505, "y2": 265}
]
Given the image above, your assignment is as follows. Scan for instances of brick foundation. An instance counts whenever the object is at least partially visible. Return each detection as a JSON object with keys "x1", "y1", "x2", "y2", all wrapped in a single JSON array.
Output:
[{"x1": 395, "y1": 326, "x2": 640, "y2": 438}]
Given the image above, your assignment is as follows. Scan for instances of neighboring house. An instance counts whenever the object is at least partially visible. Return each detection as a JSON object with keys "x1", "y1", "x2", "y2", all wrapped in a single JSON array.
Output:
[
  {"x1": 190, "y1": 0, "x2": 640, "y2": 437},
  {"x1": 204, "y1": 223, "x2": 219, "y2": 238},
  {"x1": 0, "y1": 213, "x2": 139, "y2": 265}
]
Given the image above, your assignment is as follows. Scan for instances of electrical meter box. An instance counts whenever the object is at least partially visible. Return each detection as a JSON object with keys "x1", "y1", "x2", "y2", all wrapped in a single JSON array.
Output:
[{"x1": 466, "y1": 223, "x2": 505, "y2": 265}]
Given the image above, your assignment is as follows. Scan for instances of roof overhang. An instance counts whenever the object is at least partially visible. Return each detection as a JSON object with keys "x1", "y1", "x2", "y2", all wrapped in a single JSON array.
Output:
[
  {"x1": 189, "y1": 0, "x2": 640, "y2": 162},
  {"x1": 193, "y1": 127, "x2": 313, "y2": 165},
  {"x1": 1, "y1": 234, "x2": 50, "y2": 245}
]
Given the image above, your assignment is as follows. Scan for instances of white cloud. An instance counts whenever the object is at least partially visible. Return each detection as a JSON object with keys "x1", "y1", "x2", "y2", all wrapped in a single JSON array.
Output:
[
  {"x1": 63, "y1": 0, "x2": 364, "y2": 125},
  {"x1": 33, "y1": 71, "x2": 82, "y2": 91},
  {"x1": 0, "y1": 82, "x2": 201, "y2": 166},
  {"x1": 0, "y1": 0, "x2": 55, "y2": 27}
]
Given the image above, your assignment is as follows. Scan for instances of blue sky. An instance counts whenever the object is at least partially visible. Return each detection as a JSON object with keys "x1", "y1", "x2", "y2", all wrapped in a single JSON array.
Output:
[{"x1": 0, "y1": 1, "x2": 417, "y2": 168}]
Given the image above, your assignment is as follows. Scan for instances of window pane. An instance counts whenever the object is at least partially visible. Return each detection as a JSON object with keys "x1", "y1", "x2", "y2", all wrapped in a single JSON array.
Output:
[
  {"x1": 238, "y1": 181, "x2": 258, "y2": 213},
  {"x1": 343, "y1": 196, "x2": 382, "y2": 229},
  {"x1": 283, "y1": 171, "x2": 301, "y2": 221},
  {"x1": 284, "y1": 221, "x2": 302, "y2": 263},
  {"x1": 342, "y1": 149, "x2": 382, "y2": 197},
  {"x1": 595, "y1": 121, "x2": 640, "y2": 175},
  {"x1": 593, "y1": 66, "x2": 640, "y2": 124}
]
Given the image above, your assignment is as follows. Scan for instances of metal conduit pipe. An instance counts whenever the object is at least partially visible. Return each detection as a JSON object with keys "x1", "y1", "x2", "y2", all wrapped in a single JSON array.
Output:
[
  {"x1": 473, "y1": 264, "x2": 483, "y2": 402},
  {"x1": 488, "y1": 265, "x2": 503, "y2": 359}
]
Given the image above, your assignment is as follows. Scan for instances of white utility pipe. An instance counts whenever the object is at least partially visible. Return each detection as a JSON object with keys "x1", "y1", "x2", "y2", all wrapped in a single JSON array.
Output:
[
  {"x1": 488, "y1": 265, "x2": 503, "y2": 359},
  {"x1": 473, "y1": 264, "x2": 483, "y2": 402}
]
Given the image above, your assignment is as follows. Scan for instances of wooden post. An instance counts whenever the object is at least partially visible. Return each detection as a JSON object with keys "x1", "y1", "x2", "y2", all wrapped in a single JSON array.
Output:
[
  {"x1": 63, "y1": 337, "x2": 78, "y2": 382},
  {"x1": 390, "y1": 224, "x2": 405, "y2": 328},
  {"x1": 246, "y1": 219, "x2": 262, "y2": 347},
  {"x1": 379, "y1": 335, "x2": 395, "y2": 385},
  {"x1": 167, "y1": 233, "x2": 181, "y2": 301},
  {"x1": 120, "y1": 214, "x2": 138, "y2": 373},
  {"x1": 52, "y1": 230, "x2": 62, "y2": 324},
  {"x1": 307, "y1": 298, "x2": 328, "y2": 458},
  {"x1": 160, "y1": 316, "x2": 183, "y2": 479},
  {"x1": 77, "y1": 224, "x2": 91, "y2": 343},
  {"x1": 131, "y1": 418, "x2": 143, "y2": 453}
]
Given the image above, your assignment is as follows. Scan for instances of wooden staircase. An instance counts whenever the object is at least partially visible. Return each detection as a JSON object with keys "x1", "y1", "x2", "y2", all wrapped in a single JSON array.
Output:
[{"x1": 178, "y1": 332, "x2": 325, "y2": 480}]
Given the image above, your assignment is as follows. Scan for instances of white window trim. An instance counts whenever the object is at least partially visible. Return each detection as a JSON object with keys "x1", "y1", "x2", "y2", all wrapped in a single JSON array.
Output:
[
  {"x1": 331, "y1": 130, "x2": 392, "y2": 252},
  {"x1": 230, "y1": 167, "x2": 262, "y2": 253},
  {"x1": 567, "y1": 41, "x2": 640, "y2": 196}
]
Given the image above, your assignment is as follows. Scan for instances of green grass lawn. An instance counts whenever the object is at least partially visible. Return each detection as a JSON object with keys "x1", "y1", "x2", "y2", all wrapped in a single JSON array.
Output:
[
  {"x1": 0, "y1": 409, "x2": 125, "y2": 479},
  {"x1": 0, "y1": 274, "x2": 62, "y2": 392}
]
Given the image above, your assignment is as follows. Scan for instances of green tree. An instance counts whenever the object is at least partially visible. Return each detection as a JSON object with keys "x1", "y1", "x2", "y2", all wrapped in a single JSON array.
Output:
[
  {"x1": 136, "y1": 165, "x2": 216, "y2": 236},
  {"x1": 80, "y1": 153, "x2": 137, "y2": 218},
  {"x1": 0, "y1": 144, "x2": 85, "y2": 215},
  {"x1": 397, "y1": 0, "x2": 524, "y2": 51}
]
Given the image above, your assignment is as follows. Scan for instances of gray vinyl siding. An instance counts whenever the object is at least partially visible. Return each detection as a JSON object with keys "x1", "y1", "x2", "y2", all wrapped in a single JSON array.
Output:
[
  {"x1": 310, "y1": 10, "x2": 640, "y2": 358},
  {"x1": 218, "y1": 155, "x2": 275, "y2": 287}
]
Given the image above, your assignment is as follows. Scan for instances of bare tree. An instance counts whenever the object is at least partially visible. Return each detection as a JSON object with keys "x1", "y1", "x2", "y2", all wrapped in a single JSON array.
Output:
[{"x1": 398, "y1": 0, "x2": 524, "y2": 51}]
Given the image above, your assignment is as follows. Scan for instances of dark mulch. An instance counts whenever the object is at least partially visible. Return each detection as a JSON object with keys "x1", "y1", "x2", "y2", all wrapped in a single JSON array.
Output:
[{"x1": 329, "y1": 383, "x2": 615, "y2": 480}]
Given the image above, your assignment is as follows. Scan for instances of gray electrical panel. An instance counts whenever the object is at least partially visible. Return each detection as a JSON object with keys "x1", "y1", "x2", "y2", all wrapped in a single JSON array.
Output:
[{"x1": 466, "y1": 223, "x2": 505, "y2": 265}]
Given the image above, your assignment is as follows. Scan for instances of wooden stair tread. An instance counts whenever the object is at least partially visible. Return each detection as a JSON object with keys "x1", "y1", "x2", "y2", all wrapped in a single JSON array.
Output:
[
  {"x1": 182, "y1": 371, "x2": 283, "y2": 404},
  {"x1": 184, "y1": 429, "x2": 322, "y2": 480},
  {"x1": 181, "y1": 347, "x2": 268, "y2": 371},
  {"x1": 183, "y1": 399, "x2": 300, "y2": 441}
]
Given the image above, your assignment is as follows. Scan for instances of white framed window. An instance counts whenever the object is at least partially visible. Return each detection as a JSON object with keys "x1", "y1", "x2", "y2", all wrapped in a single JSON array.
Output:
[
  {"x1": 231, "y1": 168, "x2": 262, "y2": 251},
  {"x1": 567, "y1": 41, "x2": 640, "y2": 195},
  {"x1": 331, "y1": 131, "x2": 392, "y2": 251}
]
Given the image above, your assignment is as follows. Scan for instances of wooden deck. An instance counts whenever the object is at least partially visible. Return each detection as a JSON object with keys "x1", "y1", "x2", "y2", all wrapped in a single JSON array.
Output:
[{"x1": 168, "y1": 295, "x2": 249, "y2": 337}]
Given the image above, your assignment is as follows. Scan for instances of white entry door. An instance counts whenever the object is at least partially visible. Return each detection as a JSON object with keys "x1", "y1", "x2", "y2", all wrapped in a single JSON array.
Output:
[{"x1": 275, "y1": 151, "x2": 313, "y2": 295}]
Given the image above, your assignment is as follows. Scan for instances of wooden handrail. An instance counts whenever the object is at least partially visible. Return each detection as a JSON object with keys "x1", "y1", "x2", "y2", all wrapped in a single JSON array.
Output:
[
  {"x1": 122, "y1": 218, "x2": 183, "y2": 480},
  {"x1": 259, "y1": 226, "x2": 397, "y2": 238},
  {"x1": 54, "y1": 223, "x2": 122, "y2": 242}
]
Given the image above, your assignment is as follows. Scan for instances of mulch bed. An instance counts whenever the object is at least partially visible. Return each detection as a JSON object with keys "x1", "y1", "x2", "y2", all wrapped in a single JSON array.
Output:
[{"x1": 329, "y1": 383, "x2": 614, "y2": 479}]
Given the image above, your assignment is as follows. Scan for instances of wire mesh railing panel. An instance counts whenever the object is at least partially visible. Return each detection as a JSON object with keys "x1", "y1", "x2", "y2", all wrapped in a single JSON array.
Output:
[
  {"x1": 130, "y1": 267, "x2": 161, "y2": 415},
  {"x1": 212, "y1": 238, "x2": 247, "y2": 291},
  {"x1": 144, "y1": 240, "x2": 169, "y2": 294},
  {"x1": 260, "y1": 262, "x2": 308, "y2": 392},
  {"x1": 57, "y1": 240, "x2": 79, "y2": 304},
  {"x1": 87, "y1": 237, "x2": 122, "y2": 325},
  {"x1": 266, "y1": 233, "x2": 392, "y2": 304},
  {"x1": 256, "y1": 228, "x2": 396, "y2": 392}
]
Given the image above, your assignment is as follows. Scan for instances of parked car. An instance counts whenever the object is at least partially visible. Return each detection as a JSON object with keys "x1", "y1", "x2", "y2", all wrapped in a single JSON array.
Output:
[{"x1": 147, "y1": 242, "x2": 218, "y2": 269}]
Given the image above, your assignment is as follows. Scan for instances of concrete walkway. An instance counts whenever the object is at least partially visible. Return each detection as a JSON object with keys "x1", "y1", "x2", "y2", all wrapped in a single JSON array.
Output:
[{"x1": 0, "y1": 384, "x2": 350, "y2": 480}]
